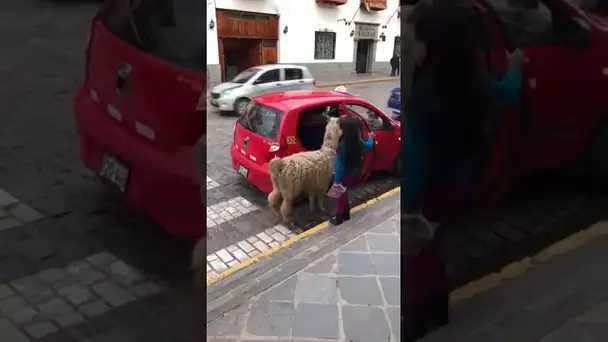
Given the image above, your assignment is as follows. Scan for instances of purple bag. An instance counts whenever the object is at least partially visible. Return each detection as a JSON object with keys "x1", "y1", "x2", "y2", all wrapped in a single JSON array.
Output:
[{"x1": 327, "y1": 183, "x2": 346, "y2": 198}]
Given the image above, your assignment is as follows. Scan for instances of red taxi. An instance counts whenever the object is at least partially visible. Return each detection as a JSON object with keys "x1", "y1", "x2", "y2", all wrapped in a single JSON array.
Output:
[
  {"x1": 72, "y1": 0, "x2": 206, "y2": 238},
  {"x1": 231, "y1": 90, "x2": 401, "y2": 193}
]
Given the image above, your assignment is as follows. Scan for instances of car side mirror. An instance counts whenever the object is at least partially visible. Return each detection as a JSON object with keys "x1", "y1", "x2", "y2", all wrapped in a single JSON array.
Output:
[{"x1": 559, "y1": 17, "x2": 591, "y2": 49}]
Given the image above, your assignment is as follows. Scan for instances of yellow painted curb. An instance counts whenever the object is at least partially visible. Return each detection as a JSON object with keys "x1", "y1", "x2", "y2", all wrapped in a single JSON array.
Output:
[
  {"x1": 206, "y1": 186, "x2": 401, "y2": 286},
  {"x1": 450, "y1": 221, "x2": 608, "y2": 304},
  {"x1": 316, "y1": 77, "x2": 398, "y2": 89}
]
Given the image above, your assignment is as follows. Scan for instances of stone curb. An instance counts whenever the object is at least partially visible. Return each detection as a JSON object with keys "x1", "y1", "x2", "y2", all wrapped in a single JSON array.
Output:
[{"x1": 316, "y1": 76, "x2": 398, "y2": 88}]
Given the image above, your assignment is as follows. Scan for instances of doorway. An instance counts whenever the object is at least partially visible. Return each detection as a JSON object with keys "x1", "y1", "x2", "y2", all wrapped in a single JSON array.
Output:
[{"x1": 355, "y1": 40, "x2": 373, "y2": 74}]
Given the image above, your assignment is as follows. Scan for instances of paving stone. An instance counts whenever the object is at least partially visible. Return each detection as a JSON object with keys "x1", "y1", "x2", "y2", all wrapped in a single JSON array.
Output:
[
  {"x1": 337, "y1": 253, "x2": 376, "y2": 276},
  {"x1": 55, "y1": 284, "x2": 94, "y2": 306},
  {"x1": 0, "y1": 284, "x2": 15, "y2": 299},
  {"x1": 292, "y1": 303, "x2": 339, "y2": 339},
  {"x1": 295, "y1": 273, "x2": 337, "y2": 304},
  {"x1": 7, "y1": 203, "x2": 43, "y2": 223},
  {"x1": 10, "y1": 306, "x2": 40, "y2": 325},
  {"x1": 0, "y1": 217, "x2": 21, "y2": 231},
  {"x1": 207, "y1": 253, "x2": 219, "y2": 262},
  {"x1": 246, "y1": 301, "x2": 293, "y2": 337},
  {"x1": 207, "y1": 304, "x2": 249, "y2": 337},
  {"x1": 215, "y1": 249, "x2": 233, "y2": 263},
  {"x1": 107, "y1": 261, "x2": 144, "y2": 286},
  {"x1": 129, "y1": 281, "x2": 162, "y2": 298},
  {"x1": 35, "y1": 269, "x2": 69, "y2": 287},
  {"x1": 370, "y1": 253, "x2": 400, "y2": 276},
  {"x1": 37, "y1": 298, "x2": 73, "y2": 319},
  {"x1": 341, "y1": 236, "x2": 369, "y2": 252},
  {"x1": 304, "y1": 254, "x2": 336, "y2": 274},
  {"x1": 0, "y1": 296, "x2": 28, "y2": 317},
  {"x1": 378, "y1": 277, "x2": 400, "y2": 306},
  {"x1": 370, "y1": 218, "x2": 399, "y2": 234},
  {"x1": 23, "y1": 321, "x2": 58, "y2": 339},
  {"x1": 236, "y1": 241, "x2": 255, "y2": 254},
  {"x1": 259, "y1": 277, "x2": 297, "y2": 302},
  {"x1": 0, "y1": 318, "x2": 30, "y2": 342},
  {"x1": 366, "y1": 234, "x2": 400, "y2": 253},
  {"x1": 65, "y1": 261, "x2": 107, "y2": 285},
  {"x1": 55, "y1": 312, "x2": 84, "y2": 328},
  {"x1": 342, "y1": 306, "x2": 391, "y2": 342},
  {"x1": 231, "y1": 249, "x2": 249, "y2": 262},
  {"x1": 387, "y1": 307, "x2": 401, "y2": 340},
  {"x1": 338, "y1": 277, "x2": 384, "y2": 306},
  {"x1": 209, "y1": 259, "x2": 228, "y2": 272},
  {"x1": 78, "y1": 300, "x2": 111, "y2": 318},
  {"x1": 257, "y1": 232, "x2": 273, "y2": 244},
  {"x1": 253, "y1": 241, "x2": 269, "y2": 252},
  {"x1": 0, "y1": 189, "x2": 19, "y2": 207},
  {"x1": 91, "y1": 281, "x2": 136, "y2": 307}
]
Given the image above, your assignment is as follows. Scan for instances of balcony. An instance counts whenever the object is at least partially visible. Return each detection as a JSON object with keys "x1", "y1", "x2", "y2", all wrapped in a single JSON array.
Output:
[
  {"x1": 360, "y1": 0, "x2": 387, "y2": 11},
  {"x1": 315, "y1": 0, "x2": 348, "y2": 5}
]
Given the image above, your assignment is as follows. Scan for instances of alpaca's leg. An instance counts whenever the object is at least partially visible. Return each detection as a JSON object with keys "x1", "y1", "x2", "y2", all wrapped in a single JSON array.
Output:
[
  {"x1": 317, "y1": 192, "x2": 326, "y2": 212},
  {"x1": 308, "y1": 192, "x2": 316, "y2": 212},
  {"x1": 268, "y1": 190, "x2": 282, "y2": 215},
  {"x1": 280, "y1": 198, "x2": 294, "y2": 223}
]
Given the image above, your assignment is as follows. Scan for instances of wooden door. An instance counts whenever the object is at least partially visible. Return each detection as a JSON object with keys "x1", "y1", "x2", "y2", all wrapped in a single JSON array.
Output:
[
  {"x1": 218, "y1": 38, "x2": 226, "y2": 82},
  {"x1": 260, "y1": 40, "x2": 277, "y2": 65}
]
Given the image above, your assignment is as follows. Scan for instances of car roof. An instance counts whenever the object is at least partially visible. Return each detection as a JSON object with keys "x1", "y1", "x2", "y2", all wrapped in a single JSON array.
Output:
[
  {"x1": 255, "y1": 90, "x2": 358, "y2": 111},
  {"x1": 252, "y1": 64, "x2": 309, "y2": 71}
]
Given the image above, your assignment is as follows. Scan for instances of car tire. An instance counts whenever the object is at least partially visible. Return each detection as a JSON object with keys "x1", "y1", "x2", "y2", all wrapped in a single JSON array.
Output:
[
  {"x1": 588, "y1": 123, "x2": 608, "y2": 189},
  {"x1": 234, "y1": 98, "x2": 250, "y2": 116}
]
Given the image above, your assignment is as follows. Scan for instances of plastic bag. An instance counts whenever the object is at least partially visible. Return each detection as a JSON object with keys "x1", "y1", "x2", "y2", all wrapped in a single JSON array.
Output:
[{"x1": 327, "y1": 183, "x2": 346, "y2": 198}]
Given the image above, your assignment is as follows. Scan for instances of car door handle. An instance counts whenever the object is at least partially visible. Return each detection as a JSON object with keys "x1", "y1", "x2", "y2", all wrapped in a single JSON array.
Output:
[
  {"x1": 276, "y1": 83, "x2": 282, "y2": 86},
  {"x1": 298, "y1": 80, "x2": 304, "y2": 83}
]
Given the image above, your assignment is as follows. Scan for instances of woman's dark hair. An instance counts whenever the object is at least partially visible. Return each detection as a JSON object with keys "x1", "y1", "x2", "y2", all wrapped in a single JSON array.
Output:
[
  {"x1": 339, "y1": 116, "x2": 364, "y2": 170},
  {"x1": 412, "y1": 0, "x2": 491, "y2": 157}
]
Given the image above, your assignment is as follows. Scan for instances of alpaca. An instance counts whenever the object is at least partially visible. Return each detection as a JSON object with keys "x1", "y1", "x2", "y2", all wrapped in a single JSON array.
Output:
[{"x1": 268, "y1": 117, "x2": 342, "y2": 223}]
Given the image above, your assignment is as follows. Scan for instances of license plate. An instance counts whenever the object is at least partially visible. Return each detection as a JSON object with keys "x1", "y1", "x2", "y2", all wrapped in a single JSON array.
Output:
[
  {"x1": 99, "y1": 154, "x2": 130, "y2": 192},
  {"x1": 238, "y1": 164, "x2": 248, "y2": 178}
]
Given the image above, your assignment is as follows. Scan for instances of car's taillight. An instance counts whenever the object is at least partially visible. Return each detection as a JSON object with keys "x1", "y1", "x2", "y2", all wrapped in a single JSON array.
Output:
[{"x1": 268, "y1": 135, "x2": 287, "y2": 158}]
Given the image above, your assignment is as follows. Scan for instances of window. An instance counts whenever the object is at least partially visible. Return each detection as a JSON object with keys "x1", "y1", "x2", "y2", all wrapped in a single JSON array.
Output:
[
  {"x1": 346, "y1": 104, "x2": 390, "y2": 132},
  {"x1": 285, "y1": 68, "x2": 303, "y2": 80},
  {"x1": 314, "y1": 31, "x2": 336, "y2": 60},
  {"x1": 232, "y1": 68, "x2": 261, "y2": 84},
  {"x1": 238, "y1": 103, "x2": 283, "y2": 139},
  {"x1": 491, "y1": 0, "x2": 561, "y2": 47},
  {"x1": 99, "y1": 0, "x2": 206, "y2": 70},
  {"x1": 255, "y1": 69, "x2": 280, "y2": 84}
]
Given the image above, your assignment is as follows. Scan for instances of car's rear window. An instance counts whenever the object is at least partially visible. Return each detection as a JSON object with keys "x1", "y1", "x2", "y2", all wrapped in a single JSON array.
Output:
[
  {"x1": 98, "y1": 0, "x2": 205, "y2": 70},
  {"x1": 238, "y1": 102, "x2": 283, "y2": 139}
]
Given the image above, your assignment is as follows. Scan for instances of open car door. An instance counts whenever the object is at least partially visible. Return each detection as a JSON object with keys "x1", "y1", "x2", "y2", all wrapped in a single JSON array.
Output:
[{"x1": 339, "y1": 104, "x2": 376, "y2": 183}]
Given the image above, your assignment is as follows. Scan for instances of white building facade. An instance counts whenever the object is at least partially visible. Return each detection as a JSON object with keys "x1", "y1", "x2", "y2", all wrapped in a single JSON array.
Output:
[{"x1": 207, "y1": 0, "x2": 401, "y2": 86}]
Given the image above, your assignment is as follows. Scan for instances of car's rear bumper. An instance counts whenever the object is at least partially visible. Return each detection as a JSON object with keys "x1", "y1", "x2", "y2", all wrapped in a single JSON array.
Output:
[
  {"x1": 73, "y1": 86, "x2": 204, "y2": 239},
  {"x1": 230, "y1": 143, "x2": 272, "y2": 193}
]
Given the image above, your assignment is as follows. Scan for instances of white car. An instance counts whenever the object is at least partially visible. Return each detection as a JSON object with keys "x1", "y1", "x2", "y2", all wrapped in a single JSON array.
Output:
[{"x1": 210, "y1": 64, "x2": 315, "y2": 115}]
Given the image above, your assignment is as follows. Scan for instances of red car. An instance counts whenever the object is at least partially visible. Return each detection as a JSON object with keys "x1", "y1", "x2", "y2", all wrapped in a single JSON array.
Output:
[
  {"x1": 231, "y1": 90, "x2": 402, "y2": 193},
  {"x1": 73, "y1": 0, "x2": 206, "y2": 238}
]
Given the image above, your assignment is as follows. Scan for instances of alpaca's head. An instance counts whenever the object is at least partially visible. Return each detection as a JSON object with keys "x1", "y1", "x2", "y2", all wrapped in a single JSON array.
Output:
[{"x1": 322, "y1": 117, "x2": 341, "y2": 150}]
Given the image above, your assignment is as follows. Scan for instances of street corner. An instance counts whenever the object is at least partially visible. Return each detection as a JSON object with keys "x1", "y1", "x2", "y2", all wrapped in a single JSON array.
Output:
[
  {"x1": 0, "y1": 188, "x2": 44, "y2": 232},
  {"x1": 207, "y1": 195, "x2": 401, "y2": 342},
  {"x1": 206, "y1": 188, "x2": 400, "y2": 327}
]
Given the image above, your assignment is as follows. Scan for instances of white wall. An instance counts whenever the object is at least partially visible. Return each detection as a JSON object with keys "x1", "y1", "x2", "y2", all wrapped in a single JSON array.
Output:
[{"x1": 207, "y1": 0, "x2": 400, "y2": 65}]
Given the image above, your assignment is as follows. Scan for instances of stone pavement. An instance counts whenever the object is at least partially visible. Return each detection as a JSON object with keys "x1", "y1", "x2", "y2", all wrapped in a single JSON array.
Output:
[
  {"x1": 423, "y1": 221, "x2": 608, "y2": 342},
  {"x1": 207, "y1": 193, "x2": 400, "y2": 342}
]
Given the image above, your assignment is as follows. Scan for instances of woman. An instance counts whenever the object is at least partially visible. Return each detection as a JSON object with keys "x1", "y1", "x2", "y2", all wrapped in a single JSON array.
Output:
[
  {"x1": 401, "y1": 1, "x2": 527, "y2": 340},
  {"x1": 330, "y1": 116, "x2": 374, "y2": 225}
]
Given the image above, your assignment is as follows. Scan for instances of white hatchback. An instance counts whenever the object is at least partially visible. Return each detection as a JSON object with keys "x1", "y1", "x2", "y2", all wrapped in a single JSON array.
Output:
[{"x1": 210, "y1": 64, "x2": 315, "y2": 115}]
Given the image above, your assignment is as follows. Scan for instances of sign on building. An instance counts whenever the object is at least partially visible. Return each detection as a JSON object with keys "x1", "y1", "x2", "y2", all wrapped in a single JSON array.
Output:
[{"x1": 354, "y1": 24, "x2": 379, "y2": 40}]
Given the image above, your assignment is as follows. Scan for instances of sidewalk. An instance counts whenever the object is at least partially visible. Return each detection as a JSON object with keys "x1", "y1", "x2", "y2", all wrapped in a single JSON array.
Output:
[
  {"x1": 423, "y1": 221, "x2": 608, "y2": 342},
  {"x1": 207, "y1": 192, "x2": 400, "y2": 342}
]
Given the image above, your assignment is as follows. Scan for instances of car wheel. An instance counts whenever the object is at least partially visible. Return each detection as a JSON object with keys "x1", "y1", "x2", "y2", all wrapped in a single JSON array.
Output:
[
  {"x1": 392, "y1": 154, "x2": 401, "y2": 176},
  {"x1": 235, "y1": 98, "x2": 250, "y2": 116},
  {"x1": 588, "y1": 123, "x2": 608, "y2": 188}
]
